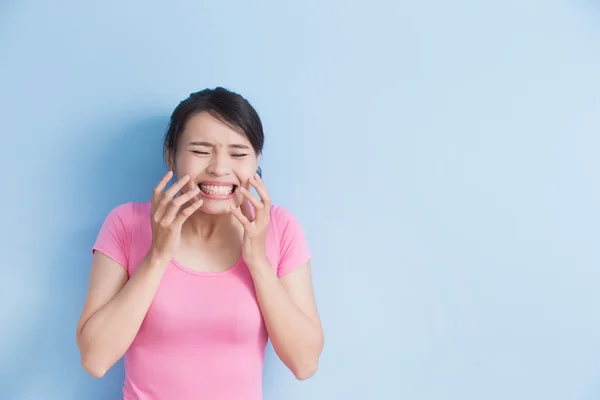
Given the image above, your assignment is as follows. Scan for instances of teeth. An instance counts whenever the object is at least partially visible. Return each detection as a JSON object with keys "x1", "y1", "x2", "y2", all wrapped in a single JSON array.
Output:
[{"x1": 199, "y1": 184, "x2": 234, "y2": 195}]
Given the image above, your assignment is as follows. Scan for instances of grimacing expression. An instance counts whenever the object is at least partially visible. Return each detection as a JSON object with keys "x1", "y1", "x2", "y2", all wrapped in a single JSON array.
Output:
[{"x1": 168, "y1": 111, "x2": 259, "y2": 215}]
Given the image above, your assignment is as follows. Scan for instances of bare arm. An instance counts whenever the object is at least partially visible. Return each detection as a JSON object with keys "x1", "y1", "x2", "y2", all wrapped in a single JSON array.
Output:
[
  {"x1": 76, "y1": 171, "x2": 203, "y2": 378},
  {"x1": 231, "y1": 174, "x2": 324, "y2": 380},
  {"x1": 250, "y1": 261, "x2": 324, "y2": 380},
  {"x1": 75, "y1": 251, "x2": 168, "y2": 378}
]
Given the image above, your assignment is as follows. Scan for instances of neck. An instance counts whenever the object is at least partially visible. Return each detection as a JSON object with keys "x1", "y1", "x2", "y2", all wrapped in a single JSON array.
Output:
[{"x1": 182, "y1": 209, "x2": 239, "y2": 241}]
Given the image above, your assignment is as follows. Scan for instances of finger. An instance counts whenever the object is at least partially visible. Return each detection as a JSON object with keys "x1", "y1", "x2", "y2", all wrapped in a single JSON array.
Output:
[
  {"x1": 155, "y1": 174, "x2": 190, "y2": 221},
  {"x1": 240, "y1": 199, "x2": 254, "y2": 222},
  {"x1": 163, "y1": 186, "x2": 200, "y2": 222},
  {"x1": 152, "y1": 170, "x2": 173, "y2": 212},
  {"x1": 163, "y1": 174, "x2": 191, "y2": 201},
  {"x1": 173, "y1": 198, "x2": 204, "y2": 227},
  {"x1": 238, "y1": 186, "x2": 262, "y2": 211},
  {"x1": 250, "y1": 173, "x2": 271, "y2": 208},
  {"x1": 230, "y1": 205, "x2": 252, "y2": 229}
]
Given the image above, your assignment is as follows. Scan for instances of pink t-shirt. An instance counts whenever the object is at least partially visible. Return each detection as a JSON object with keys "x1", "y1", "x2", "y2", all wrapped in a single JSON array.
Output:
[{"x1": 91, "y1": 200, "x2": 311, "y2": 400}]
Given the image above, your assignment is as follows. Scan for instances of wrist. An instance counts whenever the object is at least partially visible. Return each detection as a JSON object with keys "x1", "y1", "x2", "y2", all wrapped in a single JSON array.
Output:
[
  {"x1": 247, "y1": 258, "x2": 275, "y2": 277},
  {"x1": 146, "y1": 249, "x2": 171, "y2": 270}
]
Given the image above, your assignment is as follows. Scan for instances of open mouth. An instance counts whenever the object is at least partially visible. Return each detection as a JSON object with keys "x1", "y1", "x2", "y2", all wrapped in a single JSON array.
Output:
[{"x1": 198, "y1": 183, "x2": 237, "y2": 196}]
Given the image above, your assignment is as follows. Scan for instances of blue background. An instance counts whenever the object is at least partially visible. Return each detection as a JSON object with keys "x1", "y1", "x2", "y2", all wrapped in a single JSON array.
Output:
[{"x1": 1, "y1": 1, "x2": 600, "y2": 399}]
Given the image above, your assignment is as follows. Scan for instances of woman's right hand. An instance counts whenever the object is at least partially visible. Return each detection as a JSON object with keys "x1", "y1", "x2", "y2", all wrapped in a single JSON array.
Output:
[{"x1": 148, "y1": 171, "x2": 203, "y2": 262}]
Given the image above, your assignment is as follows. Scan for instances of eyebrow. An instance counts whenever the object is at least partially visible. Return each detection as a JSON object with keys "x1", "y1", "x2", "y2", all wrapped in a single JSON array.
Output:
[{"x1": 188, "y1": 141, "x2": 251, "y2": 150}]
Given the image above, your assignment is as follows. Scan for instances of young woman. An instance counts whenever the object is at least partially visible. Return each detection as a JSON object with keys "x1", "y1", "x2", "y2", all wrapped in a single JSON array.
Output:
[{"x1": 76, "y1": 87, "x2": 324, "y2": 400}]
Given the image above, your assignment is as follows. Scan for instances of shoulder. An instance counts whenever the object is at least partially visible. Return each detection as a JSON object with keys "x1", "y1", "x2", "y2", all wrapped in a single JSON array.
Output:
[
  {"x1": 92, "y1": 201, "x2": 152, "y2": 269},
  {"x1": 268, "y1": 203, "x2": 309, "y2": 245},
  {"x1": 268, "y1": 203, "x2": 311, "y2": 276},
  {"x1": 269, "y1": 203, "x2": 303, "y2": 231},
  {"x1": 269, "y1": 203, "x2": 294, "y2": 221},
  {"x1": 101, "y1": 200, "x2": 152, "y2": 230}
]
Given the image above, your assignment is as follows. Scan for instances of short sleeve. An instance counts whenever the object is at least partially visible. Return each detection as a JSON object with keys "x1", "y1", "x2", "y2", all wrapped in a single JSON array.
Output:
[
  {"x1": 274, "y1": 206, "x2": 312, "y2": 277},
  {"x1": 91, "y1": 203, "x2": 132, "y2": 271}
]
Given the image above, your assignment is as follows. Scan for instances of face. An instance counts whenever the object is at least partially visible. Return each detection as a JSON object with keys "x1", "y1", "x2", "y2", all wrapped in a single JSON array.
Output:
[{"x1": 168, "y1": 111, "x2": 259, "y2": 215}]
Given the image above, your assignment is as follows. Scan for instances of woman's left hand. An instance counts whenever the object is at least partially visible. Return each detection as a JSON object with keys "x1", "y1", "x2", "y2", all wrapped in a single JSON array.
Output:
[{"x1": 231, "y1": 173, "x2": 271, "y2": 269}]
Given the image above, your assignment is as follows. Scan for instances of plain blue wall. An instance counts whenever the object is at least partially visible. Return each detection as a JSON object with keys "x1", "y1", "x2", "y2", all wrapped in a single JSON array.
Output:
[{"x1": 1, "y1": 1, "x2": 600, "y2": 399}]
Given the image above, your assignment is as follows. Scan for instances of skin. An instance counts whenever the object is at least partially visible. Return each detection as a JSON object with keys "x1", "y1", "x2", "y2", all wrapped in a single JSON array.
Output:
[{"x1": 75, "y1": 111, "x2": 324, "y2": 381}]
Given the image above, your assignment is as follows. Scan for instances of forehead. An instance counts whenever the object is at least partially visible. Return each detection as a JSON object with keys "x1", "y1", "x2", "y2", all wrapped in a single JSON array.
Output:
[{"x1": 181, "y1": 111, "x2": 251, "y2": 146}]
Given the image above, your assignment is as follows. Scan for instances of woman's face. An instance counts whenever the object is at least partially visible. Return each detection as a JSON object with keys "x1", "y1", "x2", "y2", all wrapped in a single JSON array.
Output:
[{"x1": 169, "y1": 111, "x2": 259, "y2": 215}]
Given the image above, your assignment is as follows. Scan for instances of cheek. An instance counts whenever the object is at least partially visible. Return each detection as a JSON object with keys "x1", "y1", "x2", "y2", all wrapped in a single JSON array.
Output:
[
  {"x1": 177, "y1": 156, "x2": 207, "y2": 175},
  {"x1": 235, "y1": 161, "x2": 259, "y2": 184},
  {"x1": 174, "y1": 158, "x2": 203, "y2": 190}
]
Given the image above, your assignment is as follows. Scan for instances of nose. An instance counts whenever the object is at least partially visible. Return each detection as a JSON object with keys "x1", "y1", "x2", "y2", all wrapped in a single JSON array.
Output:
[{"x1": 206, "y1": 152, "x2": 230, "y2": 177}]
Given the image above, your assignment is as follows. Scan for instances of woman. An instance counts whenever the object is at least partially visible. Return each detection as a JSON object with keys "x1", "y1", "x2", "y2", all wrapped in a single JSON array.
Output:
[{"x1": 76, "y1": 87, "x2": 324, "y2": 400}]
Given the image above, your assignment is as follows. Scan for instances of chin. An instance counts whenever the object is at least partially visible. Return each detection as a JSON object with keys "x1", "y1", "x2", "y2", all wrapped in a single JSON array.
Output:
[
  {"x1": 199, "y1": 201, "x2": 234, "y2": 215},
  {"x1": 198, "y1": 193, "x2": 245, "y2": 215}
]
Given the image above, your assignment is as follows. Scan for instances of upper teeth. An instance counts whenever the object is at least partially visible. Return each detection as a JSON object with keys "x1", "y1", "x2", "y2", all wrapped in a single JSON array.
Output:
[{"x1": 200, "y1": 184, "x2": 233, "y2": 195}]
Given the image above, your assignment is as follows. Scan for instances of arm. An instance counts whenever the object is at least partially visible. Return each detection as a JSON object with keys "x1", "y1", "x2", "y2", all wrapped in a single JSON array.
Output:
[
  {"x1": 75, "y1": 251, "x2": 168, "y2": 378},
  {"x1": 76, "y1": 171, "x2": 203, "y2": 378},
  {"x1": 249, "y1": 260, "x2": 324, "y2": 380},
  {"x1": 231, "y1": 174, "x2": 324, "y2": 380}
]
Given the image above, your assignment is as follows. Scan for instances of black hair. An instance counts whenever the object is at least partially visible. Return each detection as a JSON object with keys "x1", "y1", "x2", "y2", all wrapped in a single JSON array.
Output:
[{"x1": 164, "y1": 87, "x2": 264, "y2": 177}]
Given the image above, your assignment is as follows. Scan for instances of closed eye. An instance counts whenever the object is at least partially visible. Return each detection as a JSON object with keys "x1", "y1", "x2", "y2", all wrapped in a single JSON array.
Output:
[{"x1": 191, "y1": 150, "x2": 247, "y2": 158}]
